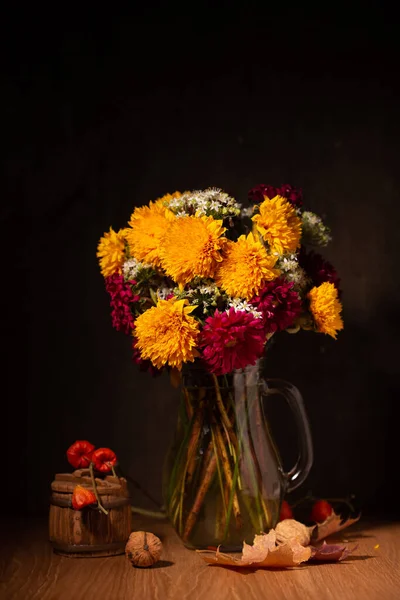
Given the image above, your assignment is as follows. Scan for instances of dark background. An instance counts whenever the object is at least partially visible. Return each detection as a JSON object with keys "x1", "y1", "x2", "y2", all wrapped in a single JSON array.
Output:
[{"x1": 3, "y1": 5, "x2": 399, "y2": 517}]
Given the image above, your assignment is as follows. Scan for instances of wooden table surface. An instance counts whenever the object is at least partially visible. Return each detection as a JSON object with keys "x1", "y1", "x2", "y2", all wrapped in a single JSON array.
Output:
[{"x1": 1, "y1": 515, "x2": 400, "y2": 600}]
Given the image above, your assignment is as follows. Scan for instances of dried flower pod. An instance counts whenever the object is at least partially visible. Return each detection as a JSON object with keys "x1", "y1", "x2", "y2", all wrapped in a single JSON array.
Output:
[
  {"x1": 125, "y1": 531, "x2": 162, "y2": 567},
  {"x1": 71, "y1": 485, "x2": 97, "y2": 510},
  {"x1": 67, "y1": 440, "x2": 95, "y2": 469},
  {"x1": 92, "y1": 447, "x2": 117, "y2": 473}
]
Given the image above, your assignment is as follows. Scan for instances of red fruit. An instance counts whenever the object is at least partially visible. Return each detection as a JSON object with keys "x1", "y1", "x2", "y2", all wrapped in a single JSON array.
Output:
[
  {"x1": 92, "y1": 447, "x2": 117, "y2": 473},
  {"x1": 71, "y1": 485, "x2": 97, "y2": 510},
  {"x1": 66, "y1": 440, "x2": 95, "y2": 469},
  {"x1": 310, "y1": 499, "x2": 333, "y2": 523},
  {"x1": 279, "y1": 500, "x2": 293, "y2": 521}
]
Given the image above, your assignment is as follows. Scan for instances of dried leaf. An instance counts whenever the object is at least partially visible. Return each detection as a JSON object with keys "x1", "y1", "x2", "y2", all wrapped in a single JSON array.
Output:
[
  {"x1": 241, "y1": 531, "x2": 276, "y2": 562},
  {"x1": 310, "y1": 541, "x2": 358, "y2": 562},
  {"x1": 313, "y1": 511, "x2": 361, "y2": 543},
  {"x1": 197, "y1": 530, "x2": 311, "y2": 569},
  {"x1": 275, "y1": 519, "x2": 314, "y2": 547}
]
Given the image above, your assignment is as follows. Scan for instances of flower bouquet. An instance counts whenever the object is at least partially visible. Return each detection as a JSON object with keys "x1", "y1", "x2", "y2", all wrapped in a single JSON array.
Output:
[{"x1": 97, "y1": 184, "x2": 343, "y2": 549}]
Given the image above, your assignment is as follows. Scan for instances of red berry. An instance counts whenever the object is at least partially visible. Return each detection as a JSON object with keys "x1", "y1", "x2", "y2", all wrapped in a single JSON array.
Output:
[
  {"x1": 279, "y1": 500, "x2": 293, "y2": 521},
  {"x1": 310, "y1": 500, "x2": 333, "y2": 523}
]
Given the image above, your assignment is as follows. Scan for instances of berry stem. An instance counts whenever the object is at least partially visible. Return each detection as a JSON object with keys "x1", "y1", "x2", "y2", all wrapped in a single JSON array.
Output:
[{"x1": 89, "y1": 462, "x2": 109, "y2": 515}]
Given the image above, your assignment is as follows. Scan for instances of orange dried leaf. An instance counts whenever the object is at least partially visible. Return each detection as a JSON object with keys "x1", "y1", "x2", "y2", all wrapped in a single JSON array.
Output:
[
  {"x1": 197, "y1": 529, "x2": 311, "y2": 569},
  {"x1": 71, "y1": 484, "x2": 97, "y2": 510},
  {"x1": 312, "y1": 511, "x2": 361, "y2": 543}
]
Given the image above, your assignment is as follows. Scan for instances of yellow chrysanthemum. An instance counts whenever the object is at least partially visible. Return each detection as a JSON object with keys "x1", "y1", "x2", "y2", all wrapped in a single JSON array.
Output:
[
  {"x1": 124, "y1": 201, "x2": 175, "y2": 268},
  {"x1": 215, "y1": 232, "x2": 280, "y2": 300},
  {"x1": 307, "y1": 282, "x2": 344, "y2": 339},
  {"x1": 252, "y1": 195, "x2": 302, "y2": 255},
  {"x1": 134, "y1": 298, "x2": 200, "y2": 370},
  {"x1": 160, "y1": 215, "x2": 227, "y2": 286},
  {"x1": 97, "y1": 227, "x2": 127, "y2": 277}
]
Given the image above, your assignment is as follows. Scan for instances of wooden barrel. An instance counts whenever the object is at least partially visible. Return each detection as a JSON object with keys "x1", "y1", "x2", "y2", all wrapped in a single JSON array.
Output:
[{"x1": 49, "y1": 469, "x2": 132, "y2": 557}]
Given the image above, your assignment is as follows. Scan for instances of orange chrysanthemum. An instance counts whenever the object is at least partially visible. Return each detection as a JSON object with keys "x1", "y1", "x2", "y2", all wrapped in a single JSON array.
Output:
[
  {"x1": 252, "y1": 195, "x2": 302, "y2": 255},
  {"x1": 97, "y1": 227, "x2": 127, "y2": 277},
  {"x1": 124, "y1": 201, "x2": 175, "y2": 268},
  {"x1": 215, "y1": 232, "x2": 280, "y2": 300},
  {"x1": 134, "y1": 298, "x2": 200, "y2": 370},
  {"x1": 160, "y1": 215, "x2": 227, "y2": 286},
  {"x1": 307, "y1": 281, "x2": 344, "y2": 339}
]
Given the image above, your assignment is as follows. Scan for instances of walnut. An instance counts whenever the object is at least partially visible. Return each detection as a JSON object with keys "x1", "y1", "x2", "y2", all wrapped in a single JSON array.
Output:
[{"x1": 125, "y1": 531, "x2": 162, "y2": 567}]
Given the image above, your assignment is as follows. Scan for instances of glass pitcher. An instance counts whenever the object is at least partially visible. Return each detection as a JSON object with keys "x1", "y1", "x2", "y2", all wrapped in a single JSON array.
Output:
[{"x1": 162, "y1": 359, "x2": 313, "y2": 550}]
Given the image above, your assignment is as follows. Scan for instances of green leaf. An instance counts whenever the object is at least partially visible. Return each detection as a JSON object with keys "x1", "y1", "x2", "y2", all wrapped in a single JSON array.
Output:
[{"x1": 149, "y1": 288, "x2": 158, "y2": 305}]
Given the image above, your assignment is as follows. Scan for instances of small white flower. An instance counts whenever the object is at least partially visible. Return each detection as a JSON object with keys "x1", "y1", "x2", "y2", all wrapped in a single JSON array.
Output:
[
  {"x1": 209, "y1": 200, "x2": 221, "y2": 211},
  {"x1": 199, "y1": 284, "x2": 219, "y2": 295},
  {"x1": 227, "y1": 298, "x2": 263, "y2": 319},
  {"x1": 156, "y1": 286, "x2": 174, "y2": 300},
  {"x1": 241, "y1": 206, "x2": 254, "y2": 217},
  {"x1": 168, "y1": 198, "x2": 183, "y2": 209},
  {"x1": 195, "y1": 198, "x2": 209, "y2": 211},
  {"x1": 167, "y1": 188, "x2": 242, "y2": 218},
  {"x1": 122, "y1": 257, "x2": 151, "y2": 281}
]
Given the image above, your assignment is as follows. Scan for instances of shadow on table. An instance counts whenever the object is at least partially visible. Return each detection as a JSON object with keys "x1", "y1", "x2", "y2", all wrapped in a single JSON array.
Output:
[{"x1": 148, "y1": 560, "x2": 175, "y2": 569}]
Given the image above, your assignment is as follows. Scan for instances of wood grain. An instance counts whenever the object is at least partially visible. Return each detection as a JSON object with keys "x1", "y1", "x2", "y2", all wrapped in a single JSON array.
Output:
[{"x1": 1, "y1": 516, "x2": 400, "y2": 600}]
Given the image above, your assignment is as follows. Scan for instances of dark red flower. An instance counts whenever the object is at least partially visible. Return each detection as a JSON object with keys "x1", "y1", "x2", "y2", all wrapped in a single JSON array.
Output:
[
  {"x1": 105, "y1": 274, "x2": 140, "y2": 335},
  {"x1": 72, "y1": 485, "x2": 97, "y2": 510},
  {"x1": 277, "y1": 184, "x2": 303, "y2": 208},
  {"x1": 299, "y1": 247, "x2": 341, "y2": 295},
  {"x1": 248, "y1": 183, "x2": 303, "y2": 208},
  {"x1": 67, "y1": 440, "x2": 95, "y2": 469},
  {"x1": 200, "y1": 308, "x2": 265, "y2": 375},
  {"x1": 92, "y1": 447, "x2": 117, "y2": 473},
  {"x1": 251, "y1": 277, "x2": 302, "y2": 334},
  {"x1": 248, "y1": 184, "x2": 278, "y2": 204}
]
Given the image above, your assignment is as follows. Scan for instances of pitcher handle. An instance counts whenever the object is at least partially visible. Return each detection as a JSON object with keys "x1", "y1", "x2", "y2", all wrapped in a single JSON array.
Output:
[{"x1": 263, "y1": 378, "x2": 313, "y2": 492}]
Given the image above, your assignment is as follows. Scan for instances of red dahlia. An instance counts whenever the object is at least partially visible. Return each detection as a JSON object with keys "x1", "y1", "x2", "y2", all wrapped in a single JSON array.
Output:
[{"x1": 200, "y1": 308, "x2": 265, "y2": 376}]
